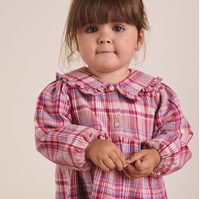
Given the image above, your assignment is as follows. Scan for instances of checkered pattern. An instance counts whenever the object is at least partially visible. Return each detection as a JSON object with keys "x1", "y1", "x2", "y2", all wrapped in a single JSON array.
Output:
[{"x1": 34, "y1": 67, "x2": 193, "y2": 199}]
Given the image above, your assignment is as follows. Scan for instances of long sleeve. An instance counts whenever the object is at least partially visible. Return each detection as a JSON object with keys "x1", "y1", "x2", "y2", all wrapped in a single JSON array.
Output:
[
  {"x1": 34, "y1": 80, "x2": 99, "y2": 171},
  {"x1": 143, "y1": 84, "x2": 193, "y2": 177}
]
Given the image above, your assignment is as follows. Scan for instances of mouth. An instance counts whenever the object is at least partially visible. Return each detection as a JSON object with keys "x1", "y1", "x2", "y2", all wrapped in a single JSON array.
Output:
[{"x1": 96, "y1": 51, "x2": 115, "y2": 54}]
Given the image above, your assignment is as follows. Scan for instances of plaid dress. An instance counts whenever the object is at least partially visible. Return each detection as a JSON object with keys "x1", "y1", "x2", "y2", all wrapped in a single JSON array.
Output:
[{"x1": 34, "y1": 67, "x2": 193, "y2": 199}]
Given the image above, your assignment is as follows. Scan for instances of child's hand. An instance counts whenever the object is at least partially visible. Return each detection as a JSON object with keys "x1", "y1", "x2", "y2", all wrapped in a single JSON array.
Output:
[
  {"x1": 123, "y1": 149, "x2": 160, "y2": 179},
  {"x1": 85, "y1": 139, "x2": 127, "y2": 172}
]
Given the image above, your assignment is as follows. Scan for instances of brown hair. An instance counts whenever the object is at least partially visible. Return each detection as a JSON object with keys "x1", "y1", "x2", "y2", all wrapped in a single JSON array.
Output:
[{"x1": 60, "y1": 0, "x2": 149, "y2": 66}]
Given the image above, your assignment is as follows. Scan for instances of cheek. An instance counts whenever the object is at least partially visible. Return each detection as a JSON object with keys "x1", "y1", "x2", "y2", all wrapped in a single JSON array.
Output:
[
  {"x1": 78, "y1": 38, "x2": 93, "y2": 53},
  {"x1": 78, "y1": 45, "x2": 94, "y2": 64},
  {"x1": 78, "y1": 39, "x2": 96, "y2": 61},
  {"x1": 118, "y1": 40, "x2": 136, "y2": 57}
]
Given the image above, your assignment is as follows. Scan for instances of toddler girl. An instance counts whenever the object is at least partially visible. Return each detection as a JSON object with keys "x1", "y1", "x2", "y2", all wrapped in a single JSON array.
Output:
[{"x1": 34, "y1": 0, "x2": 193, "y2": 198}]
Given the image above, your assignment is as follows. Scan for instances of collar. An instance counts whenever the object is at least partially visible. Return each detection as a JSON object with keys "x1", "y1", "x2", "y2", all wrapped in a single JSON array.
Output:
[{"x1": 56, "y1": 67, "x2": 163, "y2": 100}]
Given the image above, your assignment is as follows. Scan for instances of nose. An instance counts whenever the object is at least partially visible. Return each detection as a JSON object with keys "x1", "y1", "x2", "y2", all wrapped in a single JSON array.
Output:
[
  {"x1": 98, "y1": 39, "x2": 111, "y2": 44},
  {"x1": 98, "y1": 32, "x2": 112, "y2": 44}
]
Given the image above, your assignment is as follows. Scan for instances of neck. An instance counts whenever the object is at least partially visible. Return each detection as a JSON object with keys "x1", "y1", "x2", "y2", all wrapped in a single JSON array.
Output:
[{"x1": 87, "y1": 67, "x2": 131, "y2": 83}]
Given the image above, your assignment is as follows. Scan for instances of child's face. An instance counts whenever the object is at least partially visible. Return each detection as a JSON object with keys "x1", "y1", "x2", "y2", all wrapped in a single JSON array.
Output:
[{"x1": 76, "y1": 22, "x2": 144, "y2": 82}]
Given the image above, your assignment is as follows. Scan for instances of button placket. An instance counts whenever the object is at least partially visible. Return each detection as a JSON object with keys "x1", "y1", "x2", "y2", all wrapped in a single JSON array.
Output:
[{"x1": 107, "y1": 85, "x2": 121, "y2": 130}]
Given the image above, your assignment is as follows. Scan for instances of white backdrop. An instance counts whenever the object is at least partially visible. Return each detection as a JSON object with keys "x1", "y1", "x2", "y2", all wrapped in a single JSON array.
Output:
[{"x1": 0, "y1": 0, "x2": 198, "y2": 198}]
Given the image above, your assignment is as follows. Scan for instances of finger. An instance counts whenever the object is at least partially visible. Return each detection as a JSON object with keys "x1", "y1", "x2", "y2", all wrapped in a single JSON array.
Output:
[
  {"x1": 109, "y1": 154, "x2": 124, "y2": 171},
  {"x1": 123, "y1": 165, "x2": 144, "y2": 179},
  {"x1": 124, "y1": 164, "x2": 149, "y2": 179},
  {"x1": 134, "y1": 159, "x2": 149, "y2": 171},
  {"x1": 110, "y1": 152, "x2": 127, "y2": 171},
  {"x1": 114, "y1": 147, "x2": 127, "y2": 166},
  {"x1": 103, "y1": 157, "x2": 116, "y2": 170},
  {"x1": 130, "y1": 162, "x2": 152, "y2": 176},
  {"x1": 123, "y1": 168, "x2": 136, "y2": 179},
  {"x1": 123, "y1": 169, "x2": 148, "y2": 179},
  {"x1": 126, "y1": 151, "x2": 145, "y2": 164},
  {"x1": 98, "y1": 160, "x2": 111, "y2": 172},
  {"x1": 126, "y1": 163, "x2": 140, "y2": 173},
  {"x1": 93, "y1": 156, "x2": 112, "y2": 171}
]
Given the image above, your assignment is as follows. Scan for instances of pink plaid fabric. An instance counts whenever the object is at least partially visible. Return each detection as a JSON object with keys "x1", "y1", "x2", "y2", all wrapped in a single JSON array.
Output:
[{"x1": 34, "y1": 67, "x2": 193, "y2": 199}]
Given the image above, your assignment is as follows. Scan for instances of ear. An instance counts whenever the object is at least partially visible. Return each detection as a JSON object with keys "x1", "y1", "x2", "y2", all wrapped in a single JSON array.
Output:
[{"x1": 135, "y1": 29, "x2": 145, "y2": 51}]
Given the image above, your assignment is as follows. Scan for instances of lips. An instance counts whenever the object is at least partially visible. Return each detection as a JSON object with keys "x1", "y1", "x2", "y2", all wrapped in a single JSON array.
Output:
[{"x1": 96, "y1": 50, "x2": 115, "y2": 54}]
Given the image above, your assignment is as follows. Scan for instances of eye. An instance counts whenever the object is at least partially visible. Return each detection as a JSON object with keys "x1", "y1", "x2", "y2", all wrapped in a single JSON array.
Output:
[
  {"x1": 113, "y1": 25, "x2": 124, "y2": 32},
  {"x1": 86, "y1": 26, "x2": 98, "y2": 33}
]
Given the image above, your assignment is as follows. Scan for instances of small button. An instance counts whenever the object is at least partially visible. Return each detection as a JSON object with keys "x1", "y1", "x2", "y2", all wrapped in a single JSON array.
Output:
[
  {"x1": 109, "y1": 85, "x2": 115, "y2": 91},
  {"x1": 114, "y1": 121, "x2": 120, "y2": 127}
]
